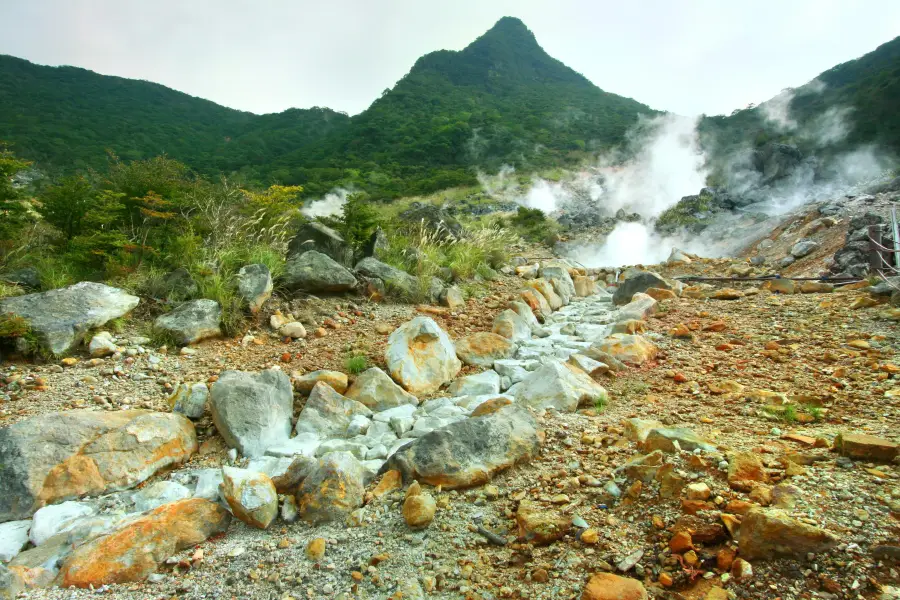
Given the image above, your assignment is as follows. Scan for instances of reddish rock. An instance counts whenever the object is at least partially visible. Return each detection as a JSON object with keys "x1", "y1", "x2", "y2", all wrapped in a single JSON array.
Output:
[
  {"x1": 455, "y1": 332, "x2": 515, "y2": 367},
  {"x1": 834, "y1": 432, "x2": 898, "y2": 462},
  {"x1": 57, "y1": 499, "x2": 230, "y2": 587},
  {"x1": 738, "y1": 507, "x2": 837, "y2": 560},
  {"x1": 581, "y1": 573, "x2": 648, "y2": 600},
  {"x1": 727, "y1": 451, "x2": 770, "y2": 491},
  {"x1": 516, "y1": 500, "x2": 569, "y2": 545}
]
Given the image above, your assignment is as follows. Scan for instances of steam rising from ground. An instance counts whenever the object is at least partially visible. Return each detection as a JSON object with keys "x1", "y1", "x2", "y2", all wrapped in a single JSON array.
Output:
[
  {"x1": 479, "y1": 80, "x2": 893, "y2": 269},
  {"x1": 480, "y1": 114, "x2": 707, "y2": 217},
  {"x1": 301, "y1": 188, "x2": 350, "y2": 218}
]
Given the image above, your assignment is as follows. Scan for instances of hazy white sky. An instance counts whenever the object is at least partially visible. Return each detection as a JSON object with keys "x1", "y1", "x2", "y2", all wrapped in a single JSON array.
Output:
[{"x1": 1, "y1": 0, "x2": 898, "y2": 117}]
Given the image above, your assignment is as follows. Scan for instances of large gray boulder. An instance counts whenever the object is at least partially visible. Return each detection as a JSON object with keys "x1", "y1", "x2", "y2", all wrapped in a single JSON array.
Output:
[
  {"x1": 154, "y1": 299, "x2": 222, "y2": 345},
  {"x1": 282, "y1": 251, "x2": 357, "y2": 293},
  {"x1": 294, "y1": 382, "x2": 372, "y2": 439},
  {"x1": 344, "y1": 367, "x2": 419, "y2": 412},
  {"x1": 0, "y1": 282, "x2": 139, "y2": 356},
  {"x1": 296, "y1": 452, "x2": 366, "y2": 524},
  {"x1": 0, "y1": 520, "x2": 30, "y2": 562},
  {"x1": 790, "y1": 239, "x2": 819, "y2": 258},
  {"x1": 0, "y1": 410, "x2": 197, "y2": 522},
  {"x1": 287, "y1": 222, "x2": 351, "y2": 264},
  {"x1": 612, "y1": 271, "x2": 673, "y2": 306},
  {"x1": 209, "y1": 369, "x2": 294, "y2": 458},
  {"x1": 515, "y1": 360, "x2": 608, "y2": 412},
  {"x1": 354, "y1": 257, "x2": 419, "y2": 298},
  {"x1": 237, "y1": 264, "x2": 273, "y2": 314},
  {"x1": 385, "y1": 317, "x2": 461, "y2": 394},
  {"x1": 383, "y1": 404, "x2": 541, "y2": 489},
  {"x1": 540, "y1": 265, "x2": 576, "y2": 305},
  {"x1": 1, "y1": 266, "x2": 40, "y2": 290}
]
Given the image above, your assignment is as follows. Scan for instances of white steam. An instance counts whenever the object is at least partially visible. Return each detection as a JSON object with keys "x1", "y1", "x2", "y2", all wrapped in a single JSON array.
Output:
[
  {"x1": 759, "y1": 88, "x2": 798, "y2": 131},
  {"x1": 301, "y1": 188, "x2": 351, "y2": 218},
  {"x1": 479, "y1": 114, "x2": 707, "y2": 219},
  {"x1": 597, "y1": 114, "x2": 707, "y2": 216}
]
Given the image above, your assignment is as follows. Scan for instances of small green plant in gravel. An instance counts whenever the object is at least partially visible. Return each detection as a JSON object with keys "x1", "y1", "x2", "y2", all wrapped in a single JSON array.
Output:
[
  {"x1": 806, "y1": 405, "x2": 824, "y2": 422},
  {"x1": 345, "y1": 354, "x2": 368, "y2": 374}
]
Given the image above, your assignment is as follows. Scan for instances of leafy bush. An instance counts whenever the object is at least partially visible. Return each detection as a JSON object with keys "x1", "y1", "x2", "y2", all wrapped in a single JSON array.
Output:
[
  {"x1": 507, "y1": 206, "x2": 561, "y2": 243},
  {"x1": 323, "y1": 194, "x2": 381, "y2": 262}
]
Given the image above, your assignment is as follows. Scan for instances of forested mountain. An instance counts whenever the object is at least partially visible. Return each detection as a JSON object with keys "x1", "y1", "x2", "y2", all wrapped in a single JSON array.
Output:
[
  {"x1": 0, "y1": 17, "x2": 653, "y2": 197},
  {"x1": 270, "y1": 16, "x2": 656, "y2": 195},
  {"x1": 1, "y1": 17, "x2": 898, "y2": 198},
  {"x1": 700, "y1": 34, "x2": 900, "y2": 166}
]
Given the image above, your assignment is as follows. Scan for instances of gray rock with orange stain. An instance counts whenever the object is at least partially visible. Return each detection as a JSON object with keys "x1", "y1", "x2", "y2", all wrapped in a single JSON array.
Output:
[
  {"x1": 382, "y1": 404, "x2": 541, "y2": 489},
  {"x1": 55, "y1": 499, "x2": 231, "y2": 588},
  {"x1": 295, "y1": 452, "x2": 366, "y2": 524},
  {"x1": 344, "y1": 367, "x2": 418, "y2": 412},
  {"x1": 455, "y1": 332, "x2": 515, "y2": 367},
  {"x1": 385, "y1": 317, "x2": 461, "y2": 394},
  {"x1": 0, "y1": 410, "x2": 197, "y2": 523}
]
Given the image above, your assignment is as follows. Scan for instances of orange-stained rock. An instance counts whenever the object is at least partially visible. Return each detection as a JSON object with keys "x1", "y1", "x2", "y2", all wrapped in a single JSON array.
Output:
[
  {"x1": 738, "y1": 507, "x2": 837, "y2": 560},
  {"x1": 516, "y1": 500, "x2": 569, "y2": 545},
  {"x1": 402, "y1": 482, "x2": 436, "y2": 528},
  {"x1": 221, "y1": 467, "x2": 278, "y2": 529},
  {"x1": 763, "y1": 279, "x2": 796, "y2": 294},
  {"x1": 593, "y1": 334, "x2": 658, "y2": 366},
  {"x1": 611, "y1": 319, "x2": 647, "y2": 335},
  {"x1": 581, "y1": 572, "x2": 648, "y2": 600},
  {"x1": 834, "y1": 432, "x2": 899, "y2": 462},
  {"x1": 290, "y1": 370, "x2": 349, "y2": 395},
  {"x1": 669, "y1": 323, "x2": 692, "y2": 338},
  {"x1": 646, "y1": 287, "x2": 677, "y2": 301},
  {"x1": 455, "y1": 332, "x2": 515, "y2": 367},
  {"x1": 799, "y1": 281, "x2": 834, "y2": 293},
  {"x1": 384, "y1": 317, "x2": 461, "y2": 395},
  {"x1": 702, "y1": 320, "x2": 727, "y2": 332},
  {"x1": 727, "y1": 451, "x2": 770, "y2": 491},
  {"x1": 519, "y1": 288, "x2": 552, "y2": 322},
  {"x1": 0, "y1": 410, "x2": 196, "y2": 522},
  {"x1": 57, "y1": 499, "x2": 230, "y2": 588},
  {"x1": 709, "y1": 288, "x2": 744, "y2": 300},
  {"x1": 470, "y1": 397, "x2": 513, "y2": 417},
  {"x1": 669, "y1": 530, "x2": 694, "y2": 553},
  {"x1": 573, "y1": 276, "x2": 597, "y2": 297},
  {"x1": 525, "y1": 278, "x2": 563, "y2": 310},
  {"x1": 296, "y1": 452, "x2": 366, "y2": 524},
  {"x1": 370, "y1": 469, "x2": 402, "y2": 500}
]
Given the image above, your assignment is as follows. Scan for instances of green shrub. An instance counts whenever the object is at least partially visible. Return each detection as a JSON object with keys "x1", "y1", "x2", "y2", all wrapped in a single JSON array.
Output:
[
  {"x1": 345, "y1": 354, "x2": 368, "y2": 374},
  {"x1": 196, "y1": 272, "x2": 245, "y2": 336}
]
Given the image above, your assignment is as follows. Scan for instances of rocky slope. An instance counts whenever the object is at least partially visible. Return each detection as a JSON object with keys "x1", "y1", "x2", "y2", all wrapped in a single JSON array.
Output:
[{"x1": 1, "y1": 243, "x2": 899, "y2": 599}]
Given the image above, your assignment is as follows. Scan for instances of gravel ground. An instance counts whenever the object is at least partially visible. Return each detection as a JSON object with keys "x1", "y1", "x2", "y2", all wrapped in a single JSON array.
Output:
[{"x1": 4, "y1": 252, "x2": 900, "y2": 599}]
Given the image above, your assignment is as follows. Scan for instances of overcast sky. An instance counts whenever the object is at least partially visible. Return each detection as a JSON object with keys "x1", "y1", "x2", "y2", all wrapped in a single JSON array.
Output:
[{"x1": 2, "y1": 0, "x2": 899, "y2": 118}]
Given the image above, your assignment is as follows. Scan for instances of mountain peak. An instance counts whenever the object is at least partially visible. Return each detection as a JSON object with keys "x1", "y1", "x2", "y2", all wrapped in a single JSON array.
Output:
[{"x1": 468, "y1": 16, "x2": 540, "y2": 52}]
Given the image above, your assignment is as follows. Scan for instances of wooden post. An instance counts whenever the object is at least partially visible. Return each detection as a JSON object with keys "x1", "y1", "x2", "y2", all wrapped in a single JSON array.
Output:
[{"x1": 869, "y1": 224, "x2": 884, "y2": 275}]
